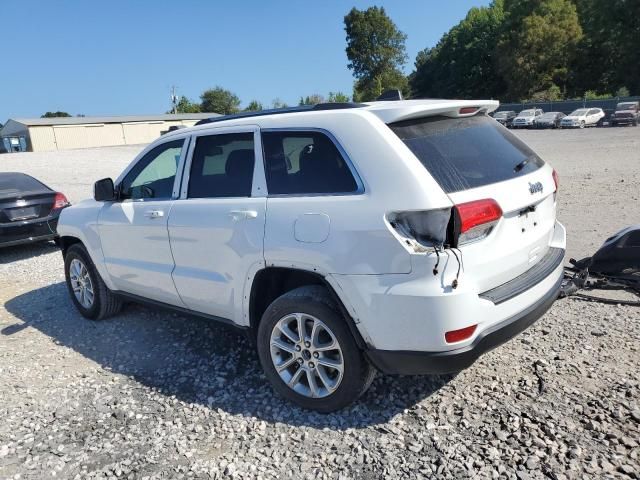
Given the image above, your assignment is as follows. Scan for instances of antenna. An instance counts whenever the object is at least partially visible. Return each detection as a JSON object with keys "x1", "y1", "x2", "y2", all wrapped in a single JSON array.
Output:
[{"x1": 170, "y1": 85, "x2": 178, "y2": 114}]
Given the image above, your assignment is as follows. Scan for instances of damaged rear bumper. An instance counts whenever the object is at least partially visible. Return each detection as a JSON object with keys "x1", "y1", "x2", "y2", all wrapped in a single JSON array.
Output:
[{"x1": 365, "y1": 271, "x2": 562, "y2": 375}]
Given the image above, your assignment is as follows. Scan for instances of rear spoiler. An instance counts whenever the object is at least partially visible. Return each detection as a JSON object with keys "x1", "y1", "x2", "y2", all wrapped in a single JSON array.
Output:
[{"x1": 365, "y1": 99, "x2": 500, "y2": 124}]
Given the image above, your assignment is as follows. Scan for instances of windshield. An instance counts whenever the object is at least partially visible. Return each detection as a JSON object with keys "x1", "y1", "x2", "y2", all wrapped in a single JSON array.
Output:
[
  {"x1": 389, "y1": 115, "x2": 544, "y2": 193},
  {"x1": 569, "y1": 109, "x2": 588, "y2": 116},
  {"x1": 617, "y1": 103, "x2": 636, "y2": 111},
  {"x1": 538, "y1": 113, "x2": 557, "y2": 120},
  {"x1": 519, "y1": 111, "x2": 534, "y2": 117},
  {"x1": 494, "y1": 112, "x2": 508, "y2": 118}
]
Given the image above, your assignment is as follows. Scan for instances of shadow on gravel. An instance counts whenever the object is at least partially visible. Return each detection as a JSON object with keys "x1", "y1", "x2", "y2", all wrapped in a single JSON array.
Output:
[
  {"x1": 4, "y1": 282, "x2": 451, "y2": 428},
  {"x1": 0, "y1": 241, "x2": 58, "y2": 264}
]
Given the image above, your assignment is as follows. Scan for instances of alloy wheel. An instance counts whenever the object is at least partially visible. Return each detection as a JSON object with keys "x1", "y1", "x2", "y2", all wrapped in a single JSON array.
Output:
[
  {"x1": 270, "y1": 313, "x2": 344, "y2": 398},
  {"x1": 69, "y1": 258, "x2": 94, "y2": 309}
]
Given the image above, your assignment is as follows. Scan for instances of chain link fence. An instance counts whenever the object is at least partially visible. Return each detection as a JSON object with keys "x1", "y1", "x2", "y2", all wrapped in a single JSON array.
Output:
[{"x1": 496, "y1": 96, "x2": 640, "y2": 117}]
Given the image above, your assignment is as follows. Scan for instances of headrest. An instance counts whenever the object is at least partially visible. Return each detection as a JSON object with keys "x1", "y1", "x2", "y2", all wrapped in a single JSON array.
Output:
[{"x1": 226, "y1": 149, "x2": 254, "y2": 177}]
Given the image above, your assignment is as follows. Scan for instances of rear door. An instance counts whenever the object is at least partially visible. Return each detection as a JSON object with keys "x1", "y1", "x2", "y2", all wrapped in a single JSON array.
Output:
[
  {"x1": 389, "y1": 114, "x2": 558, "y2": 292},
  {"x1": 168, "y1": 126, "x2": 266, "y2": 323}
]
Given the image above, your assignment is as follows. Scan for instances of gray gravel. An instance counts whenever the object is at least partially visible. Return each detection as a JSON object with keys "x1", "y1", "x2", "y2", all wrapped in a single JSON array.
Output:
[{"x1": 1, "y1": 127, "x2": 640, "y2": 479}]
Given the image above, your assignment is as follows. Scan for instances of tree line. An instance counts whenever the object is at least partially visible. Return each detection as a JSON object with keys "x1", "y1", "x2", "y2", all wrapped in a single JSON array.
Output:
[
  {"x1": 409, "y1": 0, "x2": 639, "y2": 102},
  {"x1": 35, "y1": 1, "x2": 638, "y2": 119}
]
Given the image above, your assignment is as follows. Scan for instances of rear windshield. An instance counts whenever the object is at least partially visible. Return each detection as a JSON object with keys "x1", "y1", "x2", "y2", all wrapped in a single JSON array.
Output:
[
  {"x1": 0, "y1": 172, "x2": 49, "y2": 197},
  {"x1": 389, "y1": 115, "x2": 544, "y2": 193}
]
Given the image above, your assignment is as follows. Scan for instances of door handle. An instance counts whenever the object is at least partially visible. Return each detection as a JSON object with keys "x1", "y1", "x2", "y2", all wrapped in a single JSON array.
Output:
[
  {"x1": 144, "y1": 210, "x2": 165, "y2": 219},
  {"x1": 228, "y1": 210, "x2": 258, "y2": 221}
]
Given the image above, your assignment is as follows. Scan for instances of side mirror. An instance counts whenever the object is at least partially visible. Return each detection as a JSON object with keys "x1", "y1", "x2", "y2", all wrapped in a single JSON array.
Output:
[{"x1": 94, "y1": 178, "x2": 116, "y2": 202}]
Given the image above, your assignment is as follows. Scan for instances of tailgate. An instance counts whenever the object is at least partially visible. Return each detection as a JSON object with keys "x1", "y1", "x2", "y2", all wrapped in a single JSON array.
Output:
[
  {"x1": 388, "y1": 113, "x2": 559, "y2": 292},
  {"x1": 447, "y1": 167, "x2": 557, "y2": 292}
]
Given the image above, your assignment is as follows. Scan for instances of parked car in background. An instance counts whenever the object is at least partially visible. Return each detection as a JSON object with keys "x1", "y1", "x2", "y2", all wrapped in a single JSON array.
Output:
[
  {"x1": 493, "y1": 110, "x2": 517, "y2": 128},
  {"x1": 0, "y1": 172, "x2": 70, "y2": 248},
  {"x1": 560, "y1": 108, "x2": 605, "y2": 128},
  {"x1": 610, "y1": 102, "x2": 639, "y2": 126},
  {"x1": 57, "y1": 99, "x2": 565, "y2": 411},
  {"x1": 533, "y1": 112, "x2": 565, "y2": 129},
  {"x1": 512, "y1": 109, "x2": 544, "y2": 129}
]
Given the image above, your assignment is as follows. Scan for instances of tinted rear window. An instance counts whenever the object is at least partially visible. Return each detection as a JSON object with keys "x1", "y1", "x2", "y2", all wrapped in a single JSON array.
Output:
[
  {"x1": 389, "y1": 115, "x2": 544, "y2": 193},
  {"x1": 0, "y1": 173, "x2": 49, "y2": 197}
]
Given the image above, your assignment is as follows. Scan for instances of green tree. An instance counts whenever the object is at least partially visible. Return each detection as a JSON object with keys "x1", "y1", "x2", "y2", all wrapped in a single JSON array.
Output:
[
  {"x1": 244, "y1": 100, "x2": 263, "y2": 111},
  {"x1": 41, "y1": 111, "x2": 71, "y2": 118},
  {"x1": 410, "y1": 1, "x2": 506, "y2": 99},
  {"x1": 344, "y1": 7, "x2": 409, "y2": 101},
  {"x1": 496, "y1": 0, "x2": 583, "y2": 101},
  {"x1": 200, "y1": 87, "x2": 241, "y2": 114},
  {"x1": 571, "y1": 0, "x2": 640, "y2": 96},
  {"x1": 271, "y1": 98, "x2": 289, "y2": 109},
  {"x1": 299, "y1": 94, "x2": 325, "y2": 105},
  {"x1": 615, "y1": 87, "x2": 630, "y2": 98},
  {"x1": 327, "y1": 92, "x2": 350, "y2": 103},
  {"x1": 169, "y1": 96, "x2": 201, "y2": 114}
]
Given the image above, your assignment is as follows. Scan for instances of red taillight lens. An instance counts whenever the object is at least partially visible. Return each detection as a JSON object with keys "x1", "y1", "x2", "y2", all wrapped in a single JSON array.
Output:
[
  {"x1": 445, "y1": 324, "x2": 477, "y2": 343},
  {"x1": 455, "y1": 199, "x2": 502, "y2": 245},
  {"x1": 459, "y1": 107, "x2": 479, "y2": 115},
  {"x1": 552, "y1": 169, "x2": 559, "y2": 192},
  {"x1": 52, "y1": 192, "x2": 70, "y2": 211}
]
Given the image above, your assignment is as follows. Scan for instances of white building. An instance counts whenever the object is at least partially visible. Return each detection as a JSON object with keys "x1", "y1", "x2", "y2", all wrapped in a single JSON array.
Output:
[{"x1": 0, "y1": 113, "x2": 217, "y2": 152}]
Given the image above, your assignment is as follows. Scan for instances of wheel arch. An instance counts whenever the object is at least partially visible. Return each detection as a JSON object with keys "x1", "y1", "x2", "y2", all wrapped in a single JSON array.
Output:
[{"x1": 247, "y1": 266, "x2": 368, "y2": 349}]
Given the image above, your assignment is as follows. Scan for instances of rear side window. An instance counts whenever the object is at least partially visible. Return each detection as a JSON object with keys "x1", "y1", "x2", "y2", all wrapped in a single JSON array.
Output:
[
  {"x1": 262, "y1": 131, "x2": 358, "y2": 195},
  {"x1": 188, "y1": 133, "x2": 255, "y2": 198},
  {"x1": 389, "y1": 115, "x2": 545, "y2": 193}
]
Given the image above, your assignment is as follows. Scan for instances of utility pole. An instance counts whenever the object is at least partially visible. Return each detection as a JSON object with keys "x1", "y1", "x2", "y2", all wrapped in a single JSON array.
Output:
[{"x1": 171, "y1": 85, "x2": 178, "y2": 114}]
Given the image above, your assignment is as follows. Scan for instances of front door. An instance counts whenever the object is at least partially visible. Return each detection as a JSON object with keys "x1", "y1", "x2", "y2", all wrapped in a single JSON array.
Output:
[
  {"x1": 168, "y1": 127, "x2": 266, "y2": 323},
  {"x1": 98, "y1": 137, "x2": 188, "y2": 306}
]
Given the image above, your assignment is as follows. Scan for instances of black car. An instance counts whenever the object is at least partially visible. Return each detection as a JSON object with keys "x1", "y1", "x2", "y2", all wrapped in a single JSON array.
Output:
[
  {"x1": 493, "y1": 110, "x2": 517, "y2": 128},
  {"x1": 533, "y1": 111, "x2": 566, "y2": 129},
  {"x1": 0, "y1": 172, "x2": 70, "y2": 248}
]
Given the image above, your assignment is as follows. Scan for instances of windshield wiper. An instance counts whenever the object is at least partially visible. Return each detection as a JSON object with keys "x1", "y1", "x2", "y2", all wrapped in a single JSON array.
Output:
[{"x1": 514, "y1": 157, "x2": 531, "y2": 172}]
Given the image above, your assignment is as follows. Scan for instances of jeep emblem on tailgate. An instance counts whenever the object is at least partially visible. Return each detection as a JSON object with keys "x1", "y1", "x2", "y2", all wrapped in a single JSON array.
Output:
[{"x1": 529, "y1": 181, "x2": 543, "y2": 194}]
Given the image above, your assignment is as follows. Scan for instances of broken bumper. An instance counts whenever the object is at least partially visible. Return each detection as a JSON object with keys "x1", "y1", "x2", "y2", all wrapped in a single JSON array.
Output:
[{"x1": 366, "y1": 271, "x2": 561, "y2": 375}]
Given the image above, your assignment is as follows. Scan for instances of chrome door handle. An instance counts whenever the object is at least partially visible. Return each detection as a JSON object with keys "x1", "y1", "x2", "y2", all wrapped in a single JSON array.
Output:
[
  {"x1": 144, "y1": 210, "x2": 165, "y2": 219},
  {"x1": 228, "y1": 210, "x2": 258, "y2": 221}
]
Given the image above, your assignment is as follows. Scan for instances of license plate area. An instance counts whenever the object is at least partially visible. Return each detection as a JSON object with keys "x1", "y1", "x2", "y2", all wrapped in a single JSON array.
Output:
[
  {"x1": 7, "y1": 206, "x2": 39, "y2": 221},
  {"x1": 518, "y1": 205, "x2": 540, "y2": 233}
]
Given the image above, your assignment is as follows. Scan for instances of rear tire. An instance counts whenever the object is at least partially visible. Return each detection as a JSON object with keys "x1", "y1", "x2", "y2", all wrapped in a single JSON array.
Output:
[
  {"x1": 64, "y1": 244, "x2": 122, "y2": 320},
  {"x1": 256, "y1": 285, "x2": 375, "y2": 412}
]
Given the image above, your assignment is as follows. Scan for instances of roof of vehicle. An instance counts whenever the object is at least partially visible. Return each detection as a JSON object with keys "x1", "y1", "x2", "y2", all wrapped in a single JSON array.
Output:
[{"x1": 166, "y1": 99, "x2": 499, "y2": 138}]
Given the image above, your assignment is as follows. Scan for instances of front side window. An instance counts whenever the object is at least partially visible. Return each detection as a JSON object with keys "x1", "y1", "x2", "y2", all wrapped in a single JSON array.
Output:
[
  {"x1": 188, "y1": 132, "x2": 255, "y2": 198},
  {"x1": 120, "y1": 139, "x2": 184, "y2": 200},
  {"x1": 262, "y1": 131, "x2": 358, "y2": 195}
]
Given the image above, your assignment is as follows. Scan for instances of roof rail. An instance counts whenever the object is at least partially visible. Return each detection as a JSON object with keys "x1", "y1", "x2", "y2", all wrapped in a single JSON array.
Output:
[{"x1": 195, "y1": 102, "x2": 366, "y2": 125}]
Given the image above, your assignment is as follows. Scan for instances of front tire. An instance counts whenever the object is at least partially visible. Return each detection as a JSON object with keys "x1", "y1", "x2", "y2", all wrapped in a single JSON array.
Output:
[
  {"x1": 580, "y1": 121, "x2": 585, "y2": 129},
  {"x1": 64, "y1": 244, "x2": 122, "y2": 320},
  {"x1": 256, "y1": 286, "x2": 375, "y2": 412}
]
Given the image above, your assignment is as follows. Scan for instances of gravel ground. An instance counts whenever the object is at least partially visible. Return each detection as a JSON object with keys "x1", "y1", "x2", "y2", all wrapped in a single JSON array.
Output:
[{"x1": 1, "y1": 127, "x2": 639, "y2": 479}]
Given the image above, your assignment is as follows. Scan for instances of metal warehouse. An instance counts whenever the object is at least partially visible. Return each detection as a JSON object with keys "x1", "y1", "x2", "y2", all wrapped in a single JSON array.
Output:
[{"x1": 0, "y1": 113, "x2": 217, "y2": 152}]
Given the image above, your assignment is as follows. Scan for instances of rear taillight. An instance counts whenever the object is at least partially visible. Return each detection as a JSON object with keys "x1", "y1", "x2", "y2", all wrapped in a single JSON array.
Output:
[
  {"x1": 51, "y1": 192, "x2": 70, "y2": 211},
  {"x1": 454, "y1": 198, "x2": 502, "y2": 245},
  {"x1": 445, "y1": 324, "x2": 477, "y2": 343},
  {"x1": 552, "y1": 169, "x2": 559, "y2": 192}
]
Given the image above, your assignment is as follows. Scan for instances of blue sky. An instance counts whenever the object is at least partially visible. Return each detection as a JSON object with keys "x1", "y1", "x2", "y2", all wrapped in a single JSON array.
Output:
[{"x1": 0, "y1": 1, "x2": 489, "y2": 121}]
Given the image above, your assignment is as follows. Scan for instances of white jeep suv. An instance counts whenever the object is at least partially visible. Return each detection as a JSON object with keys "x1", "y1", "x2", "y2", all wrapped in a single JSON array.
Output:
[{"x1": 57, "y1": 99, "x2": 566, "y2": 411}]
